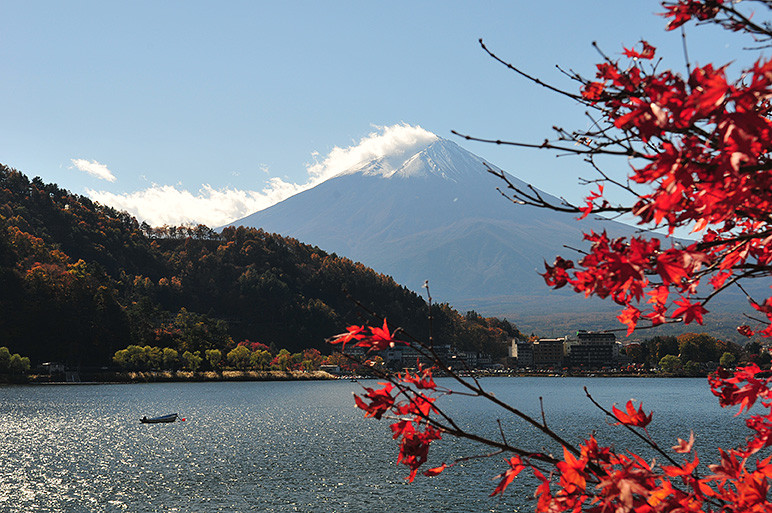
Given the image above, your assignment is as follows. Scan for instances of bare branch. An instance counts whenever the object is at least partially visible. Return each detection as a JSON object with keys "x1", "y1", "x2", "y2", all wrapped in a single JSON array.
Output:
[{"x1": 478, "y1": 38, "x2": 585, "y2": 102}]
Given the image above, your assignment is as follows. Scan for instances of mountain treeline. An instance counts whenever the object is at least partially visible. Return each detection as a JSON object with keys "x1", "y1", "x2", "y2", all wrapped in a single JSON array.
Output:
[{"x1": 0, "y1": 165, "x2": 522, "y2": 367}]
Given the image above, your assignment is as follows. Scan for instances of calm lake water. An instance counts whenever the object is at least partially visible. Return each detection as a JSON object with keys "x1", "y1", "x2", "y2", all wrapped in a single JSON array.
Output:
[{"x1": 0, "y1": 377, "x2": 748, "y2": 512}]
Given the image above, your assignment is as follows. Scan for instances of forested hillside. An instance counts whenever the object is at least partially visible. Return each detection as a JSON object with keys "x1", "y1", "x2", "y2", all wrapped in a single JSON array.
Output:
[{"x1": 0, "y1": 165, "x2": 521, "y2": 367}]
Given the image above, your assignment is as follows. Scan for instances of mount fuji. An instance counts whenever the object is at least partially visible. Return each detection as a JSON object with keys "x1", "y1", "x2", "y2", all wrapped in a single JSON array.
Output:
[{"x1": 227, "y1": 132, "x2": 639, "y2": 323}]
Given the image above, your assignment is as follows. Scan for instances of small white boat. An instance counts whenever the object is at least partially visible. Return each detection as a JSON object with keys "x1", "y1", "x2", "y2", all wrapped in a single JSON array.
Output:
[{"x1": 140, "y1": 413, "x2": 178, "y2": 424}]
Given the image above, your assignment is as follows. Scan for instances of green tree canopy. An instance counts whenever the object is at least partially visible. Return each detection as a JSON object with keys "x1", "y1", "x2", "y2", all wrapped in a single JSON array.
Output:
[
  {"x1": 658, "y1": 354, "x2": 683, "y2": 374},
  {"x1": 720, "y1": 352, "x2": 737, "y2": 368}
]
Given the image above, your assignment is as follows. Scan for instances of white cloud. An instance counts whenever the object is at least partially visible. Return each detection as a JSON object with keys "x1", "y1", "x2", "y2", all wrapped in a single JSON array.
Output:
[
  {"x1": 86, "y1": 123, "x2": 438, "y2": 227},
  {"x1": 306, "y1": 123, "x2": 437, "y2": 181},
  {"x1": 86, "y1": 183, "x2": 302, "y2": 228},
  {"x1": 70, "y1": 158, "x2": 117, "y2": 182}
]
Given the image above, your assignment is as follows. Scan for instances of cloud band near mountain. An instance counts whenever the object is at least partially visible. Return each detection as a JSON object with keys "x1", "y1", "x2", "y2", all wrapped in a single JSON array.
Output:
[{"x1": 85, "y1": 124, "x2": 437, "y2": 227}]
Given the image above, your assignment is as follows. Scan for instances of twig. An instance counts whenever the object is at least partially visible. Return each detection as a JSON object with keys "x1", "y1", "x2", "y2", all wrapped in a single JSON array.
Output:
[
  {"x1": 681, "y1": 26, "x2": 693, "y2": 79},
  {"x1": 478, "y1": 38, "x2": 584, "y2": 102},
  {"x1": 451, "y1": 130, "x2": 641, "y2": 158}
]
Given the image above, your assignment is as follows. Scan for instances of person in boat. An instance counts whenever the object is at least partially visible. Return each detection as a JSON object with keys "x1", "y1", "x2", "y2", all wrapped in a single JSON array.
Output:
[{"x1": 141, "y1": 416, "x2": 147, "y2": 422}]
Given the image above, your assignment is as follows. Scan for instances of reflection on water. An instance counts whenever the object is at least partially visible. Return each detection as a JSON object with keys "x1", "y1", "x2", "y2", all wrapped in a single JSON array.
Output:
[{"x1": 0, "y1": 378, "x2": 743, "y2": 512}]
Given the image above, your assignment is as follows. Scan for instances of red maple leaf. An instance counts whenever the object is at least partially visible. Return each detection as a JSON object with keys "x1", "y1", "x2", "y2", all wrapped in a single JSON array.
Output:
[
  {"x1": 656, "y1": 250, "x2": 690, "y2": 286},
  {"x1": 328, "y1": 325, "x2": 365, "y2": 350},
  {"x1": 579, "y1": 184, "x2": 605, "y2": 220},
  {"x1": 556, "y1": 446, "x2": 587, "y2": 494},
  {"x1": 672, "y1": 431, "x2": 696, "y2": 453},
  {"x1": 542, "y1": 256, "x2": 574, "y2": 289},
  {"x1": 623, "y1": 40, "x2": 656, "y2": 60},
  {"x1": 423, "y1": 463, "x2": 448, "y2": 477},
  {"x1": 662, "y1": 453, "x2": 699, "y2": 477},
  {"x1": 356, "y1": 319, "x2": 401, "y2": 351},
  {"x1": 612, "y1": 400, "x2": 653, "y2": 428},
  {"x1": 646, "y1": 286, "x2": 669, "y2": 306},
  {"x1": 617, "y1": 305, "x2": 641, "y2": 336},
  {"x1": 354, "y1": 383, "x2": 395, "y2": 420},
  {"x1": 672, "y1": 297, "x2": 708, "y2": 324},
  {"x1": 490, "y1": 456, "x2": 525, "y2": 496}
]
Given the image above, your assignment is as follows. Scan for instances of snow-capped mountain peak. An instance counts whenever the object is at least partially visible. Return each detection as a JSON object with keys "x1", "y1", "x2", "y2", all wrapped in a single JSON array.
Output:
[{"x1": 340, "y1": 137, "x2": 494, "y2": 183}]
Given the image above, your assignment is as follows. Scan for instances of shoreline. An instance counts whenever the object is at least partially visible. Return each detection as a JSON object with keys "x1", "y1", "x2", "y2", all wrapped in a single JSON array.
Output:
[
  {"x1": 3, "y1": 369, "x2": 709, "y2": 385},
  {"x1": 16, "y1": 369, "x2": 338, "y2": 385}
]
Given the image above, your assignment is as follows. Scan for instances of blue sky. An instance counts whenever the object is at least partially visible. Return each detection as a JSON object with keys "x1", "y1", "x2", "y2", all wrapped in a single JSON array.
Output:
[{"x1": 1, "y1": 1, "x2": 753, "y2": 226}]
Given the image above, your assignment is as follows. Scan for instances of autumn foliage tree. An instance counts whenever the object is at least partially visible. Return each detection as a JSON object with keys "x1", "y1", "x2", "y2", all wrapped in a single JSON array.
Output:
[{"x1": 333, "y1": 1, "x2": 772, "y2": 511}]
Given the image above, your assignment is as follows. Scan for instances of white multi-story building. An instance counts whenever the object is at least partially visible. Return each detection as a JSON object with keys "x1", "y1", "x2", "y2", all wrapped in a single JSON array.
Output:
[{"x1": 511, "y1": 340, "x2": 534, "y2": 367}]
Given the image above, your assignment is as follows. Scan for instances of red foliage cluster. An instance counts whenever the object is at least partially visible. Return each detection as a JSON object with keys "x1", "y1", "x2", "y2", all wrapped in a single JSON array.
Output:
[
  {"x1": 528, "y1": 1, "x2": 772, "y2": 337},
  {"x1": 352, "y1": 363, "x2": 444, "y2": 482}
]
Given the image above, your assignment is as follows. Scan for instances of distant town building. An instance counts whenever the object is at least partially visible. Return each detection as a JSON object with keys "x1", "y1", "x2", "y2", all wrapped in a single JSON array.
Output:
[
  {"x1": 511, "y1": 340, "x2": 534, "y2": 367},
  {"x1": 565, "y1": 331, "x2": 619, "y2": 368},
  {"x1": 476, "y1": 353, "x2": 493, "y2": 368},
  {"x1": 533, "y1": 338, "x2": 566, "y2": 368}
]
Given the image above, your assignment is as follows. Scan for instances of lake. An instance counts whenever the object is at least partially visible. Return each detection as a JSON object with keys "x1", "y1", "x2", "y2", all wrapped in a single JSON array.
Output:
[{"x1": 0, "y1": 377, "x2": 747, "y2": 512}]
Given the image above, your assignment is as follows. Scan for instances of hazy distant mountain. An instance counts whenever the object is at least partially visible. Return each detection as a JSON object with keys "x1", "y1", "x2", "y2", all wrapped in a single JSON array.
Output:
[{"x1": 228, "y1": 136, "x2": 637, "y2": 316}]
